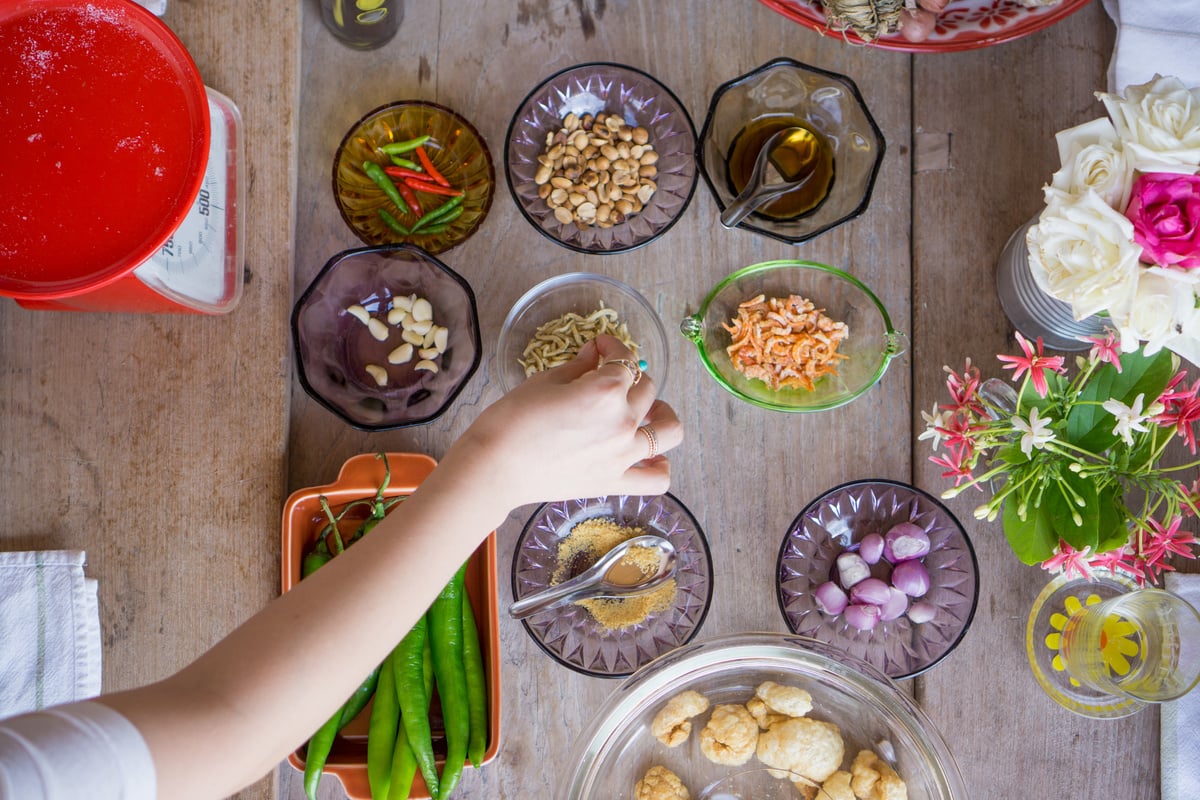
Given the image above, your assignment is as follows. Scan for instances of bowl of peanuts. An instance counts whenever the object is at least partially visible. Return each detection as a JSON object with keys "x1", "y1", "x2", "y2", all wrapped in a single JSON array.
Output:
[
  {"x1": 291, "y1": 244, "x2": 482, "y2": 430},
  {"x1": 560, "y1": 632, "x2": 969, "y2": 800},
  {"x1": 504, "y1": 62, "x2": 699, "y2": 254},
  {"x1": 496, "y1": 272, "x2": 669, "y2": 395},
  {"x1": 680, "y1": 260, "x2": 906, "y2": 412}
]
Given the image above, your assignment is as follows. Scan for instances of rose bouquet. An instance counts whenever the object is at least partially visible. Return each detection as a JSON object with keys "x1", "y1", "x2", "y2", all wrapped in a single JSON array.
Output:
[
  {"x1": 925, "y1": 332, "x2": 1200, "y2": 584},
  {"x1": 1026, "y1": 75, "x2": 1200, "y2": 364}
]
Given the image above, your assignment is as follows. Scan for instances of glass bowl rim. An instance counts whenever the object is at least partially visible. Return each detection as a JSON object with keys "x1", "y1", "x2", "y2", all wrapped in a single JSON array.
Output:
[
  {"x1": 497, "y1": 271, "x2": 670, "y2": 394},
  {"x1": 330, "y1": 99, "x2": 496, "y2": 254},
  {"x1": 512, "y1": 491, "x2": 715, "y2": 679},
  {"x1": 683, "y1": 259, "x2": 901, "y2": 412},
  {"x1": 290, "y1": 242, "x2": 483, "y2": 432},
  {"x1": 774, "y1": 478, "x2": 982, "y2": 680},
  {"x1": 696, "y1": 56, "x2": 886, "y2": 246},
  {"x1": 560, "y1": 630, "x2": 970, "y2": 799},
  {"x1": 503, "y1": 60, "x2": 700, "y2": 256}
]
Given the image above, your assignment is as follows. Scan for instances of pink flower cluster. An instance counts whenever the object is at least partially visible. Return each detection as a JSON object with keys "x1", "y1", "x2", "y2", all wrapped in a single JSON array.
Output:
[
  {"x1": 1126, "y1": 173, "x2": 1200, "y2": 270},
  {"x1": 1042, "y1": 516, "x2": 1199, "y2": 587}
]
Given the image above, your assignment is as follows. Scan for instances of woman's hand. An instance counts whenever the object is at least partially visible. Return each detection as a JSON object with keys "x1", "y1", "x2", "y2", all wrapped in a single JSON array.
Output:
[{"x1": 441, "y1": 335, "x2": 683, "y2": 510}]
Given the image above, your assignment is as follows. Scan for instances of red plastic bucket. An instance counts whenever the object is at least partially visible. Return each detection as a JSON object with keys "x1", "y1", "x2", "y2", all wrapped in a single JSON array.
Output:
[{"x1": 0, "y1": 0, "x2": 210, "y2": 310}]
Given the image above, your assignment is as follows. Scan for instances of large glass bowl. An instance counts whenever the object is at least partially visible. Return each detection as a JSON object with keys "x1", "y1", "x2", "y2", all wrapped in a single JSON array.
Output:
[
  {"x1": 562, "y1": 633, "x2": 969, "y2": 799},
  {"x1": 505, "y1": 62, "x2": 698, "y2": 254},
  {"x1": 332, "y1": 101, "x2": 495, "y2": 255},
  {"x1": 776, "y1": 480, "x2": 980, "y2": 680},
  {"x1": 292, "y1": 244, "x2": 482, "y2": 431},
  {"x1": 680, "y1": 261, "x2": 905, "y2": 412},
  {"x1": 698, "y1": 58, "x2": 884, "y2": 246},
  {"x1": 512, "y1": 493, "x2": 713, "y2": 678},
  {"x1": 497, "y1": 272, "x2": 669, "y2": 394}
]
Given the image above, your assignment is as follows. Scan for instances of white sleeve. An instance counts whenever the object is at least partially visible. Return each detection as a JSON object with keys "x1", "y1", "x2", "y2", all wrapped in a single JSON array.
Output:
[{"x1": 0, "y1": 700, "x2": 156, "y2": 800}]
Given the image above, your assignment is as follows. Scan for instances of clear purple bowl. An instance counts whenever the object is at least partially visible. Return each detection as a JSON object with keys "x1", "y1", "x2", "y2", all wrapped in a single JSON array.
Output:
[
  {"x1": 504, "y1": 62, "x2": 698, "y2": 254},
  {"x1": 291, "y1": 244, "x2": 481, "y2": 431},
  {"x1": 776, "y1": 479, "x2": 979, "y2": 680},
  {"x1": 513, "y1": 493, "x2": 713, "y2": 678}
]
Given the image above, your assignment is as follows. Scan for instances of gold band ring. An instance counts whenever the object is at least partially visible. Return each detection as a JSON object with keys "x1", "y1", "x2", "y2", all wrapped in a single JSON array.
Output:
[
  {"x1": 638, "y1": 425, "x2": 659, "y2": 459},
  {"x1": 601, "y1": 358, "x2": 642, "y2": 385}
]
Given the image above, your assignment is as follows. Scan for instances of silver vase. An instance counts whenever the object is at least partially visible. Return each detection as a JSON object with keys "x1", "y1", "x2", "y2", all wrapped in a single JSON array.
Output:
[{"x1": 995, "y1": 218, "x2": 1106, "y2": 351}]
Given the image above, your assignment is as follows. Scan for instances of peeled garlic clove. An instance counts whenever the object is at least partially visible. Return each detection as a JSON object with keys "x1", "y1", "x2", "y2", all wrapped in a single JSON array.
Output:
[
  {"x1": 388, "y1": 343, "x2": 414, "y2": 364},
  {"x1": 387, "y1": 308, "x2": 407, "y2": 326},
  {"x1": 410, "y1": 319, "x2": 434, "y2": 336},
  {"x1": 364, "y1": 364, "x2": 388, "y2": 386},
  {"x1": 433, "y1": 327, "x2": 448, "y2": 353},
  {"x1": 411, "y1": 297, "x2": 433, "y2": 322},
  {"x1": 346, "y1": 304, "x2": 370, "y2": 324},
  {"x1": 367, "y1": 318, "x2": 389, "y2": 342},
  {"x1": 418, "y1": 347, "x2": 440, "y2": 360},
  {"x1": 415, "y1": 359, "x2": 439, "y2": 373}
]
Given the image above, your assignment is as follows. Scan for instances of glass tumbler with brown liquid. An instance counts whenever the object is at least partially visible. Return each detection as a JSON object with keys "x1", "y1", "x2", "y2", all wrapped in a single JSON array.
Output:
[{"x1": 726, "y1": 116, "x2": 834, "y2": 220}]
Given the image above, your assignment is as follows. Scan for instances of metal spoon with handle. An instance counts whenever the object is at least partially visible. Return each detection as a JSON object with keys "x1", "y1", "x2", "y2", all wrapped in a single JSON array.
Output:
[
  {"x1": 720, "y1": 126, "x2": 819, "y2": 229},
  {"x1": 508, "y1": 535, "x2": 677, "y2": 620}
]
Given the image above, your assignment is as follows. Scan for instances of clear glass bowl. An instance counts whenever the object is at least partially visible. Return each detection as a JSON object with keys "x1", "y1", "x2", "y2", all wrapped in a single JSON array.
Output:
[
  {"x1": 332, "y1": 101, "x2": 495, "y2": 255},
  {"x1": 291, "y1": 244, "x2": 482, "y2": 431},
  {"x1": 680, "y1": 260, "x2": 905, "y2": 412},
  {"x1": 497, "y1": 272, "x2": 669, "y2": 394},
  {"x1": 562, "y1": 633, "x2": 969, "y2": 799},
  {"x1": 504, "y1": 62, "x2": 698, "y2": 254},
  {"x1": 512, "y1": 493, "x2": 713, "y2": 678},
  {"x1": 698, "y1": 58, "x2": 885, "y2": 245},
  {"x1": 776, "y1": 480, "x2": 980, "y2": 680}
]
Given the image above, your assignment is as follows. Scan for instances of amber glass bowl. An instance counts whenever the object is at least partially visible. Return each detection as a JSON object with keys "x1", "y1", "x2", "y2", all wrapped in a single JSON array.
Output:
[{"x1": 333, "y1": 101, "x2": 495, "y2": 255}]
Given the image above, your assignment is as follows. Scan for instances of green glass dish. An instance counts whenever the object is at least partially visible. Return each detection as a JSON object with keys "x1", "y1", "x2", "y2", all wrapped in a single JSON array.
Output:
[{"x1": 680, "y1": 260, "x2": 905, "y2": 412}]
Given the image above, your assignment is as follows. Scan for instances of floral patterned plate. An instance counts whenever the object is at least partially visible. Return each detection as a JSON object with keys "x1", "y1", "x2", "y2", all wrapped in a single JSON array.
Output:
[{"x1": 755, "y1": 0, "x2": 1091, "y2": 52}]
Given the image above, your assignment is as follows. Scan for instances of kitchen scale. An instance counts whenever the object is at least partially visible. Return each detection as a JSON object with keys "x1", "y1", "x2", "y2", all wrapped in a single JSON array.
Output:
[{"x1": 0, "y1": 0, "x2": 244, "y2": 314}]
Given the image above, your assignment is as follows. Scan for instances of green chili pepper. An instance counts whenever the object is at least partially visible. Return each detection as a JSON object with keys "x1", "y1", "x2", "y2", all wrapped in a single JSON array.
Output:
[
  {"x1": 338, "y1": 665, "x2": 381, "y2": 729},
  {"x1": 410, "y1": 196, "x2": 464, "y2": 232},
  {"x1": 460, "y1": 590, "x2": 488, "y2": 769},
  {"x1": 362, "y1": 160, "x2": 410, "y2": 215},
  {"x1": 385, "y1": 725, "x2": 419, "y2": 800},
  {"x1": 368, "y1": 649, "x2": 401, "y2": 800},
  {"x1": 429, "y1": 565, "x2": 469, "y2": 800},
  {"x1": 394, "y1": 618, "x2": 439, "y2": 797},
  {"x1": 379, "y1": 135, "x2": 431, "y2": 155},
  {"x1": 303, "y1": 706, "x2": 343, "y2": 800},
  {"x1": 301, "y1": 539, "x2": 332, "y2": 578},
  {"x1": 388, "y1": 155, "x2": 422, "y2": 171},
  {"x1": 378, "y1": 208, "x2": 410, "y2": 236}
]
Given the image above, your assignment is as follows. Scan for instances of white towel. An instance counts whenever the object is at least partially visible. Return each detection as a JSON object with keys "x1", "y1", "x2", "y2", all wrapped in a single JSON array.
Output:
[
  {"x1": 1162, "y1": 572, "x2": 1200, "y2": 800},
  {"x1": 1102, "y1": 0, "x2": 1200, "y2": 92},
  {"x1": 0, "y1": 551, "x2": 101, "y2": 720}
]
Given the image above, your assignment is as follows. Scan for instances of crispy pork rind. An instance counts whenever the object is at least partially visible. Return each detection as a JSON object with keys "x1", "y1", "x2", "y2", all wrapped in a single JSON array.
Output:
[
  {"x1": 755, "y1": 680, "x2": 814, "y2": 718},
  {"x1": 650, "y1": 689, "x2": 710, "y2": 747},
  {"x1": 745, "y1": 696, "x2": 790, "y2": 730},
  {"x1": 699, "y1": 703, "x2": 759, "y2": 766},
  {"x1": 756, "y1": 717, "x2": 845, "y2": 784},
  {"x1": 635, "y1": 765, "x2": 691, "y2": 800},
  {"x1": 822, "y1": 770, "x2": 856, "y2": 800},
  {"x1": 850, "y1": 749, "x2": 908, "y2": 800}
]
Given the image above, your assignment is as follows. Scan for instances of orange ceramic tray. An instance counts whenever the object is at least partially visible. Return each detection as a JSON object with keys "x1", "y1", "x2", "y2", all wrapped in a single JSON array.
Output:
[{"x1": 281, "y1": 452, "x2": 501, "y2": 800}]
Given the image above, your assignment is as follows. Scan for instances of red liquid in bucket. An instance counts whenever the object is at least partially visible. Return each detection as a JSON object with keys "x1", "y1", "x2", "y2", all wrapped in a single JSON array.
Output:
[{"x1": 0, "y1": 0, "x2": 208, "y2": 302}]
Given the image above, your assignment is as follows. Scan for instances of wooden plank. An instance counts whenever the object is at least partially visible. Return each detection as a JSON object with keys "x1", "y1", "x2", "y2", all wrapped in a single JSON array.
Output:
[
  {"x1": 0, "y1": 2, "x2": 298, "y2": 798},
  {"x1": 911, "y1": 5, "x2": 1164, "y2": 800},
  {"x1": 283, "y1": 1, "x2": 910, "y2": 797}
]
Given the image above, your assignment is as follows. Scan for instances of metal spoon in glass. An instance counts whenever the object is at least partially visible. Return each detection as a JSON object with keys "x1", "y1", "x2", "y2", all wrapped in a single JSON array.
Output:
[
  {"x1": 720, "y1": 126, "x2": 819, "y2": 229},
  {"x1": 508, "y1": 535, "x2": 677, "y2": 620}
]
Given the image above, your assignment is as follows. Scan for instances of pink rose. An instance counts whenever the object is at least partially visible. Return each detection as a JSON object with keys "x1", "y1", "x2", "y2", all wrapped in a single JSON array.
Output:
[{"x1": 1125, "y1": 172, "x2": 1200, "y2": 269}]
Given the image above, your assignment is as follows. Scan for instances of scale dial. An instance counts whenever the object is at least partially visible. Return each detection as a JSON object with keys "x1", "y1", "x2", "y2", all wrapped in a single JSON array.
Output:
[{"x1": 135, "y1": 87, "x2": 244, "y2": 312}]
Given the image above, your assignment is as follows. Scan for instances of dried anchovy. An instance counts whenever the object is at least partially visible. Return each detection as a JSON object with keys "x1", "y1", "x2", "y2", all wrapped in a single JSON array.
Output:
[
  {"x1": 518, "y1": 304, "x2": 640, "y2": 377},
  {"x1": 820, "y1": 0, "x2": 905, "y2": 42}
]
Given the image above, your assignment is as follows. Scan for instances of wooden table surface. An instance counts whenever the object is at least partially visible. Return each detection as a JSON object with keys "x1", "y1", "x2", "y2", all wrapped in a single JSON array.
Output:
[{"x1": 1, "y1": 1, "x2": 1177, "y2": 799}]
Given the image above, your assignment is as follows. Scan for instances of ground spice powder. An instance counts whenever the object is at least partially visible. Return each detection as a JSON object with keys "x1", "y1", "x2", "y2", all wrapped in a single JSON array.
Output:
[{"x1": 553, "y1": 517, "x2": 677, "y2": 631}]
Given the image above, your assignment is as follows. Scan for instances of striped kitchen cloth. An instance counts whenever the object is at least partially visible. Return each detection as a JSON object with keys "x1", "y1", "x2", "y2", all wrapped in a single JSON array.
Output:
[
  {"x1": 1162, "y1": 572, "x2": 1200, "y2": 800},
  {"x1": 0, "y1": 551, "x2": 101, "y2": 720}
]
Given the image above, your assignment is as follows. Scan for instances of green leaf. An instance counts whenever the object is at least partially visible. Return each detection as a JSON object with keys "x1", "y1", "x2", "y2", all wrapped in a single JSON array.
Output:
[
  {"x1": 995, "y1": 443, "x2": 1030, "y2": 467},
  {"x1": 1018, "y1": 371, "x2": 1066, "y2": 413},
  {"x1": 1002, "y1": 494, "x2": 1059, "y2": 565},
  {"x1": 1066, "y1": 348, "x2": 1174, "y2": 452},
  {"x1": 1094, "y1": 484, "x2": 1130, "y2": 554},
  {"x1": 1042, "y1": 471, "x2": 1100, "y2": 552}
]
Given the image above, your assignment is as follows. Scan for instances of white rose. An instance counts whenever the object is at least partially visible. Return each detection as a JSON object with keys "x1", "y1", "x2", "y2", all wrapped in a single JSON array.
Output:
[
  {"x1": 1171, "y1": 299, "x2": 1200, "y2": 367},
  {"x1": 1026, "y1": 189, "x2": 1142, "y2": 320},
  {"x1": 1114, "y1": 270, "x2": 1197, "y2": 356},
  {"x1": 1050, "y1": 117, "x2": 1134, "y2": 210},
  {"x1": 1097, "y1": 75, "x2": 1200, "y2": 174}
]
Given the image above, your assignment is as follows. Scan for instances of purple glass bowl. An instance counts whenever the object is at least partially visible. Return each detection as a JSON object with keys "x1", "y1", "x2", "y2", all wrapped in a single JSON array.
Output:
[
  {"x1": 291, "y1": 244, "x2": 481, "y2": 431},
  {"x1": 513, "y1": 493, "x2": 713, "y2": 678},
  {"x1": 504, "y1": 62, "x2": 698, "y2": 254},
  {"x1": 776, "y1": 479, "x2": 979, "y2": 680}
]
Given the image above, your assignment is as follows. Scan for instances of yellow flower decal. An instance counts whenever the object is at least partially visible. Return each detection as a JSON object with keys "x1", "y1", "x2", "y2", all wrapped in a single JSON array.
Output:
[{"x1": 1044, "y1": 592, "x2": 1141, "y2": 686}]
